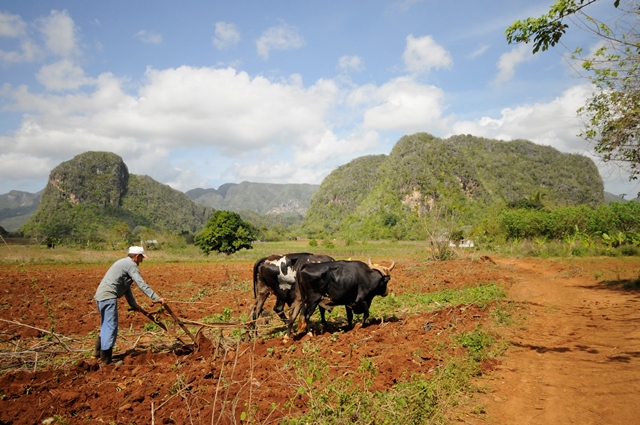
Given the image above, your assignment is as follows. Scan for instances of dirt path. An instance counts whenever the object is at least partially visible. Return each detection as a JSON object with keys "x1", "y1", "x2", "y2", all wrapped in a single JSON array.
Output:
[{"x1": 479, "y1": 257, "x2": 640, "y2": 424}]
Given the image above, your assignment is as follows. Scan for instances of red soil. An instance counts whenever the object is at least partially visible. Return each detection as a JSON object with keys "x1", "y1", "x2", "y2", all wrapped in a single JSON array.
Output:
[{"x1": 1, "y1": 255, "x2": 639, "y2": 424}]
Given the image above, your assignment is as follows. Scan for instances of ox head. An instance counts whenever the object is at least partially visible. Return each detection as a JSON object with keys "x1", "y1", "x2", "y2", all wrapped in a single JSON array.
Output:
[
  {"x1": 368, "y1": 259, "x2": 396, "y2": 296},
  {"x1": 367, "y1": 258, "x2": 395, "y2": 277}
]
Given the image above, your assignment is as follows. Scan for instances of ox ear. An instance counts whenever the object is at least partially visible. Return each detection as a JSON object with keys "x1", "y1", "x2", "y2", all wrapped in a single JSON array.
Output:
[{"x1": 389, "y1": 261, "x2": 395, "y2": 271}]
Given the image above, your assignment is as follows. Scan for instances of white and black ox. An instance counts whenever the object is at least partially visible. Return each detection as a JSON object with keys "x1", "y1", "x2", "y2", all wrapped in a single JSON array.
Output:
[
  {"x1": 251, "y1": 252, "x2": 334, "y2": 327},
  {"x1": 286, "y1": 259, "x2": 395, "y2": 340}
]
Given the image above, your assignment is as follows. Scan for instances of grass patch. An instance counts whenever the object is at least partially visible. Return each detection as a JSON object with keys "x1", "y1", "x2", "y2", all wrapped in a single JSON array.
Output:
[{"x1": 278, "y1": 327, "x2": 503, "y2": 425}]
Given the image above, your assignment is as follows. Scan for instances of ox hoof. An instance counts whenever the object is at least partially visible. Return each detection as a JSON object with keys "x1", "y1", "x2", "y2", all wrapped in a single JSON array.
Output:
[
  {"x1": 306, "y1": 332, "x2": 314, "y2": 338},
  {"x1": 282, "y1": 335, "x2": 290, "y2": 345}
]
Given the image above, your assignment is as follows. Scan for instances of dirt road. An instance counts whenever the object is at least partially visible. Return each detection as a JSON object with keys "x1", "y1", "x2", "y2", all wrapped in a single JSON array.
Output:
[{"x1": 479, "y1": 257, "x2": 640, "y2": 424}]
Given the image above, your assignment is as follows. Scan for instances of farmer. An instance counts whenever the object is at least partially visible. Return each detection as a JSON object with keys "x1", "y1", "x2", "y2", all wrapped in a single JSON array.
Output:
[{"x1": 93, "y1": 246, "x2": 165, "y2": 364}]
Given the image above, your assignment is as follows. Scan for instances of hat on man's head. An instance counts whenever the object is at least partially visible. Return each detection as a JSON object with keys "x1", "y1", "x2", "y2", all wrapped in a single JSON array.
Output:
[{"x1": 128, "y1": 246, "x2": 148, "y2": 258}]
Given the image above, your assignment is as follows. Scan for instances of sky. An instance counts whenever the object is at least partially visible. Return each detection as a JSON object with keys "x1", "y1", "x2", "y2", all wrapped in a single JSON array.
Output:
[{"x1": 1, "y1": 0, "x2": 638, "y2": 197}]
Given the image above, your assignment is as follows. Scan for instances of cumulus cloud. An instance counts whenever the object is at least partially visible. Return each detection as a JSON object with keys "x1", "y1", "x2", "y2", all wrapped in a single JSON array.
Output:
[
  {"x1": 135, "y1": 30, "x2": 163, "y2": 44},
  {"x1": 36, "y1": 59, "x2": 95, "y2": 91},
  {"x1": 449, "y1": 84, "x2": 591, "y2": 151},
  {"x1": 493, "y1": 44, "x2": 533, "y2": 85},
  {"x1": 0, "y1": 12, "x2": 40, "y2": 64},
  {"x1": 256, "y1": 23, "x2": 304, "y2": 60},
  {"x1": 213, "y1": 22, "x2": 240, "y2": 50},
  {"x1": 36, "y1": 10, "x2": 78, "y2": 57},
  {"x1": 403, "y1": 34, "x2": 452, "y2": 74},
  {"x1": 356, "y1": 77, "x2": 450, "y2": 134},
  {"x1": 0, "y1": 12, "x2": 26, "y2": 37}
]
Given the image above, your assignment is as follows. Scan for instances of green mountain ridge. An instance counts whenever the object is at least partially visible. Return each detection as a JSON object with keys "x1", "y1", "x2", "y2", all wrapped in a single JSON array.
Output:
[
  {"x1": 300, "y1": 133, "x2": 609, "y2": 239},
  {"x1": 21, "y1": 152, "x2": 214, "y2": 242}
]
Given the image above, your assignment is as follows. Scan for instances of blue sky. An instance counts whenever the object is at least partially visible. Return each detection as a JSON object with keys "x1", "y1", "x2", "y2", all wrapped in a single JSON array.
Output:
[{"x1": 1, "y1": 0, "x2": 637, "y2": 197}]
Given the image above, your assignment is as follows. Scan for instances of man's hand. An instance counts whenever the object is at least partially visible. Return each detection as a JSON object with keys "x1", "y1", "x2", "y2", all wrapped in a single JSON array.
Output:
[{"x1": 154, "y1": 297, "x2": 167, "y2": 305}]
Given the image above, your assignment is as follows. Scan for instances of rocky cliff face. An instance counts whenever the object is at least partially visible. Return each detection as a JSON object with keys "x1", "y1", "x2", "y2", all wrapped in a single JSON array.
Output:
[
  {"x1": 23, "y1": 152, "x2": 213, "y2": 238},
  {"x1": 44, "y1": 152, "x2": 129, "y2": 207}
]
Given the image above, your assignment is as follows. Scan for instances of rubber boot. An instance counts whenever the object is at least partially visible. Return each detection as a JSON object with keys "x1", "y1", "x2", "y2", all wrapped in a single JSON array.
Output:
[
  {"x1": 100, "y1": 348, "x2": 113, "y2": 365},
  {"x1": 93, "y1": 337, "x2": 101, "y2": 358}
]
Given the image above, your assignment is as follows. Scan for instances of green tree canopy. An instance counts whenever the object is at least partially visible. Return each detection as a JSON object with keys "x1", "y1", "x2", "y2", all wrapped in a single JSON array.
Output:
[
  {"x1": 194, "y1": 210, "x2": 258, "y2": 255},
  {"x1": 506, "y1": 1, "x2": 640, "y2": 182}
]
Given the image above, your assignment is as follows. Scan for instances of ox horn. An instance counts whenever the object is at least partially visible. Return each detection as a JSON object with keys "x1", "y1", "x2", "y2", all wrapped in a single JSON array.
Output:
[
  {"x1": 389, "y1": 261, "x2": 395, "y2": 271},
  {"x1": 368, "y1": 258, "x2": 372, "y2": 267}
]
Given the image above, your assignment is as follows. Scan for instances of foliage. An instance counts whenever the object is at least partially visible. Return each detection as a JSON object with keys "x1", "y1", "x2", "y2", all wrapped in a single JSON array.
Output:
[
  {"x1": 21, "y1": 152, "x2": 213, "y2": 246},
  {"x1": 301, "y1": 133, "x2": 604, "y2": 241},
  {"x1": 194, "y1": 210, "x2": 258, "y2": 255},
  {"x1": 506, "y1": 1, "x2": 640, "y2": 182},
  {"x1": 505, "y1": 0, "x2": 619, "y2": 54},
  {"x1": 495, "y1": 202, "x2": 640, "y2": 253}
]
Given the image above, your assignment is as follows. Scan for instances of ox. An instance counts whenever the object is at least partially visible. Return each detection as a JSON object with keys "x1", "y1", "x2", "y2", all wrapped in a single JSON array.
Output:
[
  {"x1": 251, "y1": 253, "x2": 334, "y2": 327},
  {"x1": 286, "y1": 259, "x2": 395, "y2": 340}
]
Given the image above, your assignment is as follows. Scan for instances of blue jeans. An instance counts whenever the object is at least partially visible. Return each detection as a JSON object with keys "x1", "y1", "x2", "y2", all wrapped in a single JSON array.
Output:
[{"x1": 96, "y1": 299, "x2": 118, "y2": 351}]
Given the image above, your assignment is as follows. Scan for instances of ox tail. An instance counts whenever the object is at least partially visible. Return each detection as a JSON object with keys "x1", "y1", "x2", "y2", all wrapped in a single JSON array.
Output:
[{"x1": 252, "y1": 257, "x2": 267, "y2": 298}]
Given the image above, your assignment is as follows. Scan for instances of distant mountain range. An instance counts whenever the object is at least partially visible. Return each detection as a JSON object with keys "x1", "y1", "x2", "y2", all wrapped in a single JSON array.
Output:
[
  {"x1": 185, "y1": 182, "x2": 319, "y2": 215},
  {"x1": 1, "y1": 134, "x2": 638, "y2": 236}
]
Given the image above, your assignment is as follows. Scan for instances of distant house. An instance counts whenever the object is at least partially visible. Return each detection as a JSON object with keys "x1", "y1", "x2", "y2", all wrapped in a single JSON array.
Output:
[{"x1": 450, "y1": 239, "x2": 475, "y2": 248}]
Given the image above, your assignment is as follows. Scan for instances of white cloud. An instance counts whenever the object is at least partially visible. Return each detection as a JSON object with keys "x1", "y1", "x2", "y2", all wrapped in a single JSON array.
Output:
[
  {"x1": 135, "y1": 30, "x2": 163, "y2": 44},
  {"x1": 403, "y1": 34, "x2": 452, "y2": 75},
  {"x1": 359, "y1": 77, "x2": 450, "y2": 134},
  {"x1": 0, "y1": 13, "x2": 40, "y2": 64},
  {"x1": 256, "y1": 23, "x2": 304, "y2": 60},
  {"x1": 0, "y1": 151, "x2": 54, "y2": 182},
  {"x1": 36, "y1": 10, "x2": 78, "y2": 57},
  {"x1": 213, "y1": 22, "x2": 240, "y2": 50},
  {"x1": 0, "y1": 12, "x2": 26, "y2": 37},
  {"x1": 450, "y1": 84, "x2": 590, "y2": 151},
  {"x1": 36, "y1": 60, "x2": 95, "y2": 91},
  {"x1": 337, "y1": 55, "x2": 364, "y2": 72},
  {"x1": 493, "y1": 44, "x2": 532, "y2": 85}
]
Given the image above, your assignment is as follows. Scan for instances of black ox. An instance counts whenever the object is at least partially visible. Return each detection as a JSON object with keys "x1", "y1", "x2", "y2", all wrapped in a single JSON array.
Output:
[
  {"x1": 286, "y1": 259, "x2": 395, "y2": 340},
  {"x1": 251, "y1": 252, "x2": 334, "y2": 326}
]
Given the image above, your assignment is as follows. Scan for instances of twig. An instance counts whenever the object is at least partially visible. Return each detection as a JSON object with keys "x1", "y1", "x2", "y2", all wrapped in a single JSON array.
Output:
[
  {"x1": 0, "y1": 318, "x2": 72, "y2": 351},
  {"x1": 211, "y1": 347, "x2": 228, "y2": 425},
  {"x1": 151, "y1": 402, "x2": 155, "y2": 425}
]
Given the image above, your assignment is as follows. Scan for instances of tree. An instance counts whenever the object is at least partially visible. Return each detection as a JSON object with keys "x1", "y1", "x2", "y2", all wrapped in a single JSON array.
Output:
[
  {"x1": 506, "y1": 1, "x2": 640, "y2": 180},
  {"x1": 194, "y1": 211, "x2": 257, "y2": 255}
]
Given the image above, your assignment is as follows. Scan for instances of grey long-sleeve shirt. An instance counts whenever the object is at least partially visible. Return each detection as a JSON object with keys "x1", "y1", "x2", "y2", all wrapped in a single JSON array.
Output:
[{"x1": 94, "y1": 257, "x2": 160, "y2": 307}]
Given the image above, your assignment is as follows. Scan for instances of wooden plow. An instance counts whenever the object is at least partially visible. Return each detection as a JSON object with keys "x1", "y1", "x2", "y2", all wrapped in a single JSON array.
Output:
[{"x1": 134, "y1": 302, "x2": 252, "y2": 350}]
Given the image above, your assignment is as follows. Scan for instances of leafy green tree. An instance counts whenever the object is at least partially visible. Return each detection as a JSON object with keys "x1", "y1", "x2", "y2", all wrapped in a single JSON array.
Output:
[
  {"x1": 194, "y1": 211, "x2": 257, "y2": 255},
  {"x1": 506, "y1": 1, "x2": 640, "y2": 181}
]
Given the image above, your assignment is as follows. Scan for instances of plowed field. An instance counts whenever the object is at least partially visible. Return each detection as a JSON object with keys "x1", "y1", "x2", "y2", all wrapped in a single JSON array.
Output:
[{"x1": 1, "y1": 255, "x2": 639, "y2": 424}]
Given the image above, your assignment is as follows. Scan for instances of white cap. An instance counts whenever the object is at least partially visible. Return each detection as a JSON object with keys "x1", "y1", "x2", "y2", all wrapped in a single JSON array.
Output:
[{"x1": 128, "y1": 246, "x2": 148, "y2": 258}]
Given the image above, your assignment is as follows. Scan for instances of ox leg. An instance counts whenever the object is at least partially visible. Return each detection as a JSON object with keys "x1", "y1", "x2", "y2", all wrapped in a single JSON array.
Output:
[
  {"x1": 355, "y1": 301, "x2": 370, "y2": 327},
  {"x1": 252, "y1": 285, "x2": 271, "y2": 323},
  {"x1": 286, "y1": 298, "x2": 304, "y2": 339},
  {"x1": 345, "y1": 307, "x2": 354, "y2": 329},
  {"x1": 302, "y1": 299, "x2": 321, "y2": 335},
  {"x1": 273, "y1": 299, "x2": 288, "y2": 325},
  {"x1": 319, "y1": 307, "x2": 328, "y2": 329}
]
